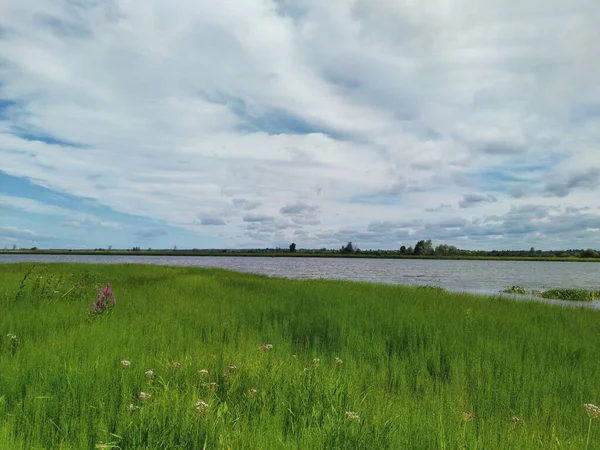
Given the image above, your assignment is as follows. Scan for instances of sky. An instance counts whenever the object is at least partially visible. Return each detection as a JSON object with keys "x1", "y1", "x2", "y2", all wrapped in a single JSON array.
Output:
[{"x1": 1, "y1": 0, "x2": 600, "y2": 251}]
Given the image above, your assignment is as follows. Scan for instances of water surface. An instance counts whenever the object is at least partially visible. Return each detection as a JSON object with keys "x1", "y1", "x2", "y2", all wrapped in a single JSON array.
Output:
[{"x1": 1, "y1": 254, "x2": 599, "y2": 308}]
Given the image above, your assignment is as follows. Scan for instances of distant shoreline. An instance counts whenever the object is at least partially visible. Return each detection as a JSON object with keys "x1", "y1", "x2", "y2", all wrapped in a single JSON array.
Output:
[{"x1": 1, "y1": 250, "x2": 599, "y2": 262}]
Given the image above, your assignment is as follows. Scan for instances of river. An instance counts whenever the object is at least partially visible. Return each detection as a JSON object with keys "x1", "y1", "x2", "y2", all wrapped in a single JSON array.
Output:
[{"x1": 1, "y1": 254, "x2": 599, "y2": 306}]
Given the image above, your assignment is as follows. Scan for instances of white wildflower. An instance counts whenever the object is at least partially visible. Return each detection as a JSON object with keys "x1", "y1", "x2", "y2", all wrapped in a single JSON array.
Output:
[
  {"x1": 585, "y1": 404, "x2": 600, "y2": 419},
  {"x1": 195, "y1": 400, "x2": 209, "y2": 413},
  {"x1": 462, "y1": 410, "x2": 476, "y2": 422},
  {"x1": 346, "y1": 411, "x2": 360, "y2": 422},
  {"x1": 511, "y1": 416, "x2": 524, "y2": 425}
]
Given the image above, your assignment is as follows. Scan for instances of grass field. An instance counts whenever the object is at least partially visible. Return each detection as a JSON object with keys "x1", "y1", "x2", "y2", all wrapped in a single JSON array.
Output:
[{"x1": 1, "y1": 263, "x2": 600, "y2": 449}]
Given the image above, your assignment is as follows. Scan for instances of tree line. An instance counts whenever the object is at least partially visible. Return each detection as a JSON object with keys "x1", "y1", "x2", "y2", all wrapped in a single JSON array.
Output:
[{"x1": 289, "y1": 240, "x2": 599, "y2": 258}]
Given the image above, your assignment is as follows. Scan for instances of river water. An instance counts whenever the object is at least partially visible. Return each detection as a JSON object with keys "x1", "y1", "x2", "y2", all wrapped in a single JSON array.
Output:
[{"x1": 2, "y1": 254, "x2": 599, "y2": 305}]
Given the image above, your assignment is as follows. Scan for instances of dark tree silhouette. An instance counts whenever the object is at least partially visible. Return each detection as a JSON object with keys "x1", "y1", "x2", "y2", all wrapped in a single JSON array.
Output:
[{"x1": 340, "y1": 242, "x2": 354, "y2": 253}]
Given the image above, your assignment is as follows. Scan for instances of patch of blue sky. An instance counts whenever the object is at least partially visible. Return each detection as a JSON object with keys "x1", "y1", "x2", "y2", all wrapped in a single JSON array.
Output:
[
  {"x1": 273, "y1": 0, "x2": 309, "y2": 20},
  {"x1": 239, "y1": 109, "x2": 351, "y2": 140},
  {"x1": 571, "y1": 102, "x2": 600, "y2": 122},
  {"x1": 9, "y1": 127, "x2": 88, "y2": 148},
  {"x1": 0, "y1": 171, "x2": 225, "y2": 249},
  {"x1": 0, "y1": 99, "x2": 17, "y2": 119},
  {"x1": 508, "y1": 163, "x2": 550, "y2": 174},
  {"x1": 0, "y1": 99, "x2": 16, "y2": 109},
  {"x1": 468, "y1": 164, "x2": 550, "y2": 194},
  {"x1": 37, "y1": 14, "x2": 91, "y2": 39},
  {"x1": 1, "y1": 171, "x2": 103, "y2": 213},
  {"x1": 0, "y1": 171, "x2": 153, "y2": 230},
  {"x1": 199, "y1": 90, "x2": 352, "y2": 140},
  {"x1": 477, "y1": 163, "x2": 550, "y2": 180},
  {"x1": 347, "y1": 194, "x2": 401, "y2": 206},
  {"x1": 475, "y1": 169, "x2": 526, "y2": 184}
]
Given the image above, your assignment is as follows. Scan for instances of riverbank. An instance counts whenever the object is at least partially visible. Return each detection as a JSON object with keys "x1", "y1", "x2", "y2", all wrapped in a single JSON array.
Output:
[
  {"x1": 1, "y1": 249, "x2": 599, "y2": 262},
  {"x1": 1, "y1": 263, "x2": 599, "y2": 449}
]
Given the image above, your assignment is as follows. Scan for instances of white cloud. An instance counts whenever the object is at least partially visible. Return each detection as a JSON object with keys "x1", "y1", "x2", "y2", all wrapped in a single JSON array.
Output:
[{"x1": 0, "y1": 0, "x2": 599, "y2": 249}]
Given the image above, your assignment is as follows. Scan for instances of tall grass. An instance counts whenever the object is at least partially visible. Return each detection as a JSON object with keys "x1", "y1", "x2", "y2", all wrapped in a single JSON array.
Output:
[{"x1": 1, "y1": 263, "x2": 599, "y2": 449}]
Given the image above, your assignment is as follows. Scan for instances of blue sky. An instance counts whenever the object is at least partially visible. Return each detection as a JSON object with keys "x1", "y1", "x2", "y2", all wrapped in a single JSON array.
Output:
[{"x1": 1, "y1": 0, "x2": 599, "y2": 250}]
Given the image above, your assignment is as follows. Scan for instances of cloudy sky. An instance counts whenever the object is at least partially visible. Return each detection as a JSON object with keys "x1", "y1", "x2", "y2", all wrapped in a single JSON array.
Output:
[{"x1": 1, "y1": 0, "x2": 600, "y2": 250}]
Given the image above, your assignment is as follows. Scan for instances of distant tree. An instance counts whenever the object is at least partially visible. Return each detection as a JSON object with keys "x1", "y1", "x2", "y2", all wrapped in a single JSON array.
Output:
[
  {"x1": 289, "y1": 243, "x2": 297, "y2": 252},
  {"x1": 414, "y1": 241, "x2": 424, "y2": 255},
  {"x1": 581, "y1": 248, "x2": 599, "y2": 258},
  {"x1": 107, "y1": 245, "x2": 112, "y2": 252},
  {"x1": 435, "y1": 244, "x2": 459, "y2": 256},
  {"x1": 414, "y1": 240, "x2": 434, "y2": 256},
  {"x1": 435, "y1": 244, "x2": 449, "y2": 256},
  {"x1": 340, "y1": 242, "x2": 354, "y2": 253},
  {"x1": 30, "y1": 247, "x2": 38, "y2": 251},
  {"x1": 399, "y1": 245, "x2": 407, "y2": 254},
  {"x1": 424, "y1": 240, "x2": 434, "y2": 255},
  {"x1": 406, "y1": 246, "x2": 414, "y2": 254},
  {"x1": 12, "y1": 244, "x2": 16, "y2": 251}
]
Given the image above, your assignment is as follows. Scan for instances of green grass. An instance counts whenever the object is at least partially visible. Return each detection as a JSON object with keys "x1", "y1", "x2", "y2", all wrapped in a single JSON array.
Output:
[
  {"x1": 503, "y1": 286, "x2": 600, "y2": 301},
  {"x1": 1, "y1": 263, "x2": 600, "y2": 449}
]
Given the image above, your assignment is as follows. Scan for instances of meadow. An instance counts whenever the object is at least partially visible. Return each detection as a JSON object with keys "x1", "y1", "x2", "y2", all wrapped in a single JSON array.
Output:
[{"x1": 1, "y1": 263, "x2": 600, "y2": 449}]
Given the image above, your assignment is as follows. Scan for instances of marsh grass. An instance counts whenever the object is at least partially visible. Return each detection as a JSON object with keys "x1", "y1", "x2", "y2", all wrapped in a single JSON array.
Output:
[
  {"x1": 502, "y1": 285, "x2": 530, "y2": 295},
  {"x1": 503, "y1": 286, "x2": 600, "y2": 301},
  {"x1": 538, "y1": 289, "x2": 600, "y2": 302},
  {"x1": 1, "y1": 263, "x2": 600, "y2": 449}
]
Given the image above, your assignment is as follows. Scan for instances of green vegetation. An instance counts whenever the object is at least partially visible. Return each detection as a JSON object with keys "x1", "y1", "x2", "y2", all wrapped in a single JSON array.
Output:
[
  {"x1": 2, "y1": 248, "x2": 600, "y2": 263},
  {"x1": 503, "y1": 286, "x2": 600, "y2": 301},
  {"x1": 3, "y1": 241, "x2": 600, "y2": 262},
  {"x1": 537, "y1": 289, "x2": 600, "y2": 302},
  {"x1": 1, "y1": 263, "x2": 600, "y2": 449},
  {"x1": 502, "y1": 285, "x2": 530, "y2": 295}
]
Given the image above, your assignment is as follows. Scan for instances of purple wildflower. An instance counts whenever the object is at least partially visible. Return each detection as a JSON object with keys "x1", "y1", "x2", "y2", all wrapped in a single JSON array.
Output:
[{"x1": 88, "y1": 283, "x2": 117, "y2": 317}]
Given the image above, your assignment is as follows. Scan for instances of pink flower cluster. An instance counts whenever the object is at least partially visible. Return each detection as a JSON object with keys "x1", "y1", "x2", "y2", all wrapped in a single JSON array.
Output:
[{"x1": 89, "y1": 283, "x2": 116, "y2": 315}]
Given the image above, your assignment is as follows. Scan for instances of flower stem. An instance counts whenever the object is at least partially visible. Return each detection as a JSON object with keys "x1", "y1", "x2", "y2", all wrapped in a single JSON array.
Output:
[{"x1": 586, "y1": 418, "x2": 593, "y2": 450}]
